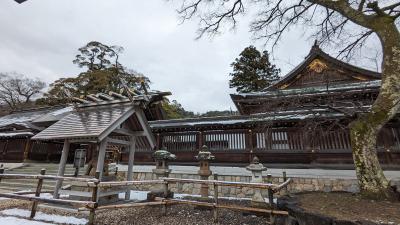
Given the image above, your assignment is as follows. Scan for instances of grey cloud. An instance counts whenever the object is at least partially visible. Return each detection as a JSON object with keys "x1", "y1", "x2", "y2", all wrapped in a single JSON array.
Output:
[{"x1": 1, "y1": 0, "x2": 377, "y2": 113}]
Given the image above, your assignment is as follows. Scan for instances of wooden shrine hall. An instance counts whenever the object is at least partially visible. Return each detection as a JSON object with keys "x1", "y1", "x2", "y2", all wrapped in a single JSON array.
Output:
[
  {"x1": 0, "y1": 91, "x2": 169, "y2": 163},
  {"x1": 0, "y1": 43, "x2": 399, "y2": 167},
  {"x1": 145, "y1": 44, "x2": 400, "y2": 166}
]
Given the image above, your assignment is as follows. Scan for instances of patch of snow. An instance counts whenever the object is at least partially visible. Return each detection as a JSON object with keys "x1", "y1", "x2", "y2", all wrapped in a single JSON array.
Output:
[
  {"x1": 0, "y1": 193, "x2": 68, "y2": 202},
  {"x1": 118, "y1": 190, "x2": 149, "y2": 201},
  {"x1": 0, "y1": 132, "x2": 34, "y2": 137},
  {"x1": 49, "y1": 106, "x2": 74, "y2": 116},
  {"x1": 0, "y1": 216, "x2": 53, "y2": 225},
  {"x1": 237, "y1": 80, "x2": 381, "y2": 97},
  {"x1": 118, "y1": 191, "x2": 261, "y2": 202},
  {"x1": 175, "y1": 193, "x2": 246, "y2": 200},
  {"x1": 174, "y1": 193, "x2": 201, "y2": 199},
  {"x1": 1, "y1": 208, "x2": 87, "y2": 225},
  {"x1": 0, "y1": 109, "x2": 52, "y2": 128}
]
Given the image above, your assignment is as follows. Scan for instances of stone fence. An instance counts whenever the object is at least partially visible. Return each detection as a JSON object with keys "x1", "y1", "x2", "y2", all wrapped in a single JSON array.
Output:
[{"x1": 117, "y1": 171, "x2": 360, "y2": 198}]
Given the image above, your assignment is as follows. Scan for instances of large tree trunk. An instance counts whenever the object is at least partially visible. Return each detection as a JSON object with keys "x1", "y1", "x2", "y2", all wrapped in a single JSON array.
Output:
[{"x1": 350, "y1": 23, "x2": 400, "y2": 199}]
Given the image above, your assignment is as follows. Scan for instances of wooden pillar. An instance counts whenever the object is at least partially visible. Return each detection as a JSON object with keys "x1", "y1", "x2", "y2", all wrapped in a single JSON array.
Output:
[
  {"x1": 23, "y1": 139, "x2": 32, "y2": 162},
  {"x1": 197, "y1": 131, "x2": 203, "y2": 149},
  {"x1": 30, "y1": 168, "x2": 46, "y2": 218},
  {"x1": 88, "y1": 171, "x2": 100, "y2": 225},
  {"x1": 96, "y1": 139, "x2": 108, "y2": 180},
  {"x1": 2, "y1": 140, "x2": 9, "y2": 160},
  {"x1": 94, "y1": 139, "x2": 108, "y2": 202},
  {"x1": 125, "y1": 136, "x2": 136, "y2": 200},
  {"x1": 53, "y1": 140, "x2": 70, "y2": 199},
  {"x1": 156, "y1": 133, "x2": 161, "y2": 150},
  {"x1": 246, "y1": 129, "x2": 254, "y2": 163}
]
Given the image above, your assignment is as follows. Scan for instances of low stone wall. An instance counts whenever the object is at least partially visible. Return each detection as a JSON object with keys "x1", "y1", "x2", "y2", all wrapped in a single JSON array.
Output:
[{"x1": 117, "y1": 171, "x2": 360, "y2": 198}]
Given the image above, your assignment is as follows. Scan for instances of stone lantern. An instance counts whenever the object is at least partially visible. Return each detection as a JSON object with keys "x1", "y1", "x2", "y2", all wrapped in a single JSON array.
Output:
[
  {"x1": 148, "y1": 149, "x2": 176, "y2": 200},
  {"x1": 195, "y1": 145, "x2": 215, "y2": 198},
  {"x1": 246, "y1": 156, "x2": 267, "y2": 208},
  {"x1": 152, "y1": 149, "x2": 176, "y2": 178}
]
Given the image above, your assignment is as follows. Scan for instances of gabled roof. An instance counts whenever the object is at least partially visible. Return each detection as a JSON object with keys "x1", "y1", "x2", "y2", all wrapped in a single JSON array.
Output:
[
  {"x1": 31, "y1": 92, "x2": 158, "y2": 148},
  {"x1": 269, "y1": 43, "x2": 381, "y2": 90},
  {"x1": 230, "y1": 44, "x2": 382, "y2": 115},
  {"x1": 32, "y1": 103, "x2": 137, "y2": 141}
]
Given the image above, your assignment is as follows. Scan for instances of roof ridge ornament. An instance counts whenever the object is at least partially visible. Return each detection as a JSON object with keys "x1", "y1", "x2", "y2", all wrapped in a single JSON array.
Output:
[{"x1": 312, "y1": 40, "x2": 320, "y2": 51}]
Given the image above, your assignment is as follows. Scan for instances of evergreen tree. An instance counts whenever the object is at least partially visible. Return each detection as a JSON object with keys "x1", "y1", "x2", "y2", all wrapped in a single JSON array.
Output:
[
  {"x1": 38, "y1": 41, "x2": 150, "y2": 105},
  {"x1": 229, "y1": 46, "x2": 280, "y2": 93},
  {"x1": 162, "y1": 99, "x2": 195, "y2": 119}
]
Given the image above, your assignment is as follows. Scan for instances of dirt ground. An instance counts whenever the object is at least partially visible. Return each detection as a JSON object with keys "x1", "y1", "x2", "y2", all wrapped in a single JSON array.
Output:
[{"x1": 297, "y1": 192, "x2": 400, "y2": 224}]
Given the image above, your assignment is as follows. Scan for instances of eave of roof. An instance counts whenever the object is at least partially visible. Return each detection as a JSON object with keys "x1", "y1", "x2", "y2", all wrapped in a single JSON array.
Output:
[
  {"x1": 150, "y1": 107, "x2": 360, "y2": 130},
  {"x1": 231, "y1": 80, "x2": 381, "y2": 100},
  {"x1": 0, "y1": 131, "x2": 34, "y2": 139}
]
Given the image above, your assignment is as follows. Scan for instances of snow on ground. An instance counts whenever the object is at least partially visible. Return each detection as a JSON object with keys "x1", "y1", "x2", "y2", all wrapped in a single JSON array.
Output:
[
  {"x1": 119, "y1": 190, "x2": 149, "y2": 201},
  {"x1": 0, "y1": 192, "x2": 69, "y2": 202},
  {"x1": 174, "y1": 193, "x2": 256, "y2": 201},
  {"x1": 0, "y1": 208, "x2": 87, "y2": 225},
  {"x1": 119, "y1": 190, "x2": 276, "y2": 203},
  {"x1": 0, "y1": 216, "x2": 53, "y2": 225}
]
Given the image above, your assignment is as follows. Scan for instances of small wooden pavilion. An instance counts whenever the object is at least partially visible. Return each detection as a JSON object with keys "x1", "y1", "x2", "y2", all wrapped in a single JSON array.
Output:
[{"x1": 32, "y1": 92, "x2": 156, "y2": 199}]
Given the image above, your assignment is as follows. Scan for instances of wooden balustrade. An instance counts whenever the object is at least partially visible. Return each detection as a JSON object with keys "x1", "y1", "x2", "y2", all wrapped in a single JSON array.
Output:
[{"x1": 153, "y1": 127, "x2": 400, "y2": 154}]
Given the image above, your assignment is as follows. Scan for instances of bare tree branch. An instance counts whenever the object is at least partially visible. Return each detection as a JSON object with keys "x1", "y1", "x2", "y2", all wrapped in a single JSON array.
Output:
[{"x1": 0, "y1": 73, "x2": 46, "y2": 109}]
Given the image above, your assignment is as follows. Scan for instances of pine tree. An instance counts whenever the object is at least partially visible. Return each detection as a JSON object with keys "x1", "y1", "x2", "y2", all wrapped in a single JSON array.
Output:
[
  {"x1": 229, "y1": 46, "x2": 280, "y2": 93},
  {"x1": 37, "y1": 41, "x2": 150, "y2": 105}
]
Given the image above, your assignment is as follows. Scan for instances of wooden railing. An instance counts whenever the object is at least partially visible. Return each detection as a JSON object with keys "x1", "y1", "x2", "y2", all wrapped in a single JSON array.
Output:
[
  {"x1": 0, "y1": 168, "x2": 97, "y2": 220},
  {"x1": 83, "y1": 175, "x2": 292, "y2": 224},
  {"x1": 155, "y1": 127, "x2": 400, "y2": 153},
  {"x1": 0, "y1": 167, "x2": 292, "y2": 225}
]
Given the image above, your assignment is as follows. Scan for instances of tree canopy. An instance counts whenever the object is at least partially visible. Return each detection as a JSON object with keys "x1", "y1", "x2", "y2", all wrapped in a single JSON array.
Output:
[
  {"x1": 162, "y1": 99, "x2": 195, "y2": 119},
  {"x1": 72, "y1": 41, "x2": 124, "y2": 71},
  {"x1": 229, "y1": 46, "x2": 280, "y2": 93},
  {"x1": 38, "y1": 41, "x2": 150, "y2": 105}
]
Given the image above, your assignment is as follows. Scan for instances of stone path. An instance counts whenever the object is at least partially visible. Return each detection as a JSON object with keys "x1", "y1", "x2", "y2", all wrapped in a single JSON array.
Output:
[{"x1": 117, "y1": 164, "x2": 400, "y2": 180}]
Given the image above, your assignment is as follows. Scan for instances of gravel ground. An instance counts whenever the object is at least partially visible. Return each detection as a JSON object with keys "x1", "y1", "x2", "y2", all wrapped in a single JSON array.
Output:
[
  {"x1": 95, "y1": 203, "x2": 269, "y2": 225},
  {"x1": 0, "y1": 199, "x2": 271, "y2": 225},
  {"x1": 0, "y1": 199, "x2": 30, "y2": 210}
]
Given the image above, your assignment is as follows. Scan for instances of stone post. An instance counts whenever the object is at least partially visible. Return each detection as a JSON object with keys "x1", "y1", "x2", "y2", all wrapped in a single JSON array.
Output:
[
  {"x1": 246, "y1": 156, "x2": 267, "y2": 208},
  {"x1": 195, "y1": 145, "x2": 215, "y2": 198},
  {"x1": 147, "y1": 149, "x2": 176, "y2": 200}
]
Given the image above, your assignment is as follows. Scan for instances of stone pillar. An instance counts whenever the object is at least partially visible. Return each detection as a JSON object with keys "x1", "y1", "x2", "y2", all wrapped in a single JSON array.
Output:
[
  {"x1": 246, "y1": 156, "x2": 267, "y2": 208},
  {"x1": 147, "y1": 149, "x2": 176, "y2": 200},
  {"x1": 195, "y1": 145, "x2": 215, "y2": 198}
]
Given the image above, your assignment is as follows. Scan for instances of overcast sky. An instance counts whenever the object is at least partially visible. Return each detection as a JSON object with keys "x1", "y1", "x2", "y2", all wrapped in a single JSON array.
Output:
[{"x1": 0, "y1": 0, "x2": 379, "y2": 113}]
